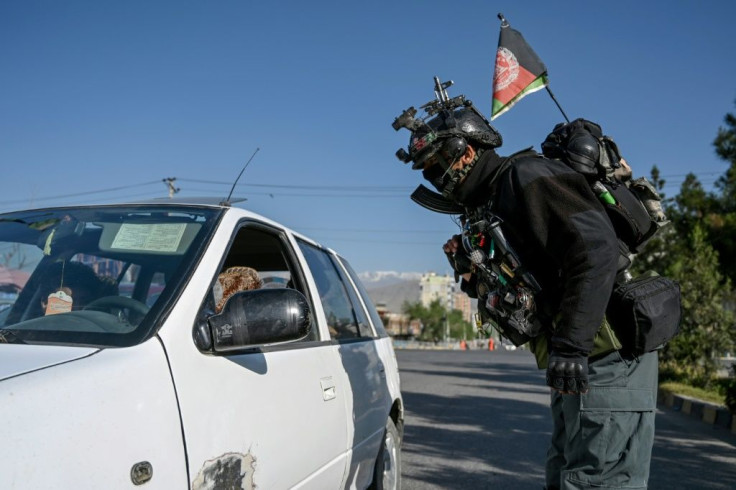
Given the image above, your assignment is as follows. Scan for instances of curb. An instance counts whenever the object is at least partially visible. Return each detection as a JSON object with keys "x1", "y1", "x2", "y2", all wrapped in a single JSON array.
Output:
[{"x1": 657, "y1": 389, "x2": 735, "y2": 434}]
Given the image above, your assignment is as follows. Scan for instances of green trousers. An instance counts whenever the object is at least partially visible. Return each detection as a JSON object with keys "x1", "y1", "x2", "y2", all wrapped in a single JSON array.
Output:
[{"x1": 546, "y1": 350, "x2": 659, "y2": 490}]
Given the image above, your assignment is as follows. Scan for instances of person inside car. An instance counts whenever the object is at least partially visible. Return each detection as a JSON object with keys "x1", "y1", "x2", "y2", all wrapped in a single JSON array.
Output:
[
  {"x1": 213, "y1": 266, "x2": 263, "y2": 314},
  {"x1": 39, "y1": 261, "x2": 117, "y2": 316}
]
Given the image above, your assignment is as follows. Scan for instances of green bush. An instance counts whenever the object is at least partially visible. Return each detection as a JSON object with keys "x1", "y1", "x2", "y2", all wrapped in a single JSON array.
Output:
[
  {"x1": 659, "y1": 360, "x2": 715, "y2": 389},
  {"x1": 725, "y1": 366, "x2": 736, "y2": 414}
]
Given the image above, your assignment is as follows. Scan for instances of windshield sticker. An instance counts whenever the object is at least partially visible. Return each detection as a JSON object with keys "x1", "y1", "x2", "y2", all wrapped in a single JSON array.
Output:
[{"x1": 111, "y1": 223, "x2": 187, "y2": 252}]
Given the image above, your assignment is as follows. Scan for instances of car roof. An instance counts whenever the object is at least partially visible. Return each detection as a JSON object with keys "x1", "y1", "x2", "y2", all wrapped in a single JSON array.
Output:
[
  {"x1": 1, "y1": 197, "x2": 340, "y2": 257},
  {"x1": 1, "y1": 197, "x2": 238, "y2": 214}
]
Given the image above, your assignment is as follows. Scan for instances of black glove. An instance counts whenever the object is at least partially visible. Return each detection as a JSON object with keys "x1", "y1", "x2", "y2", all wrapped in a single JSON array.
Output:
[
  {"x1": 443, "y1": 235, "x2": 471, "y2": 283},
  {"x1": 446, "y1": 251, "x2": 472, "y2": 275},
  {"x1": 546, "y1": 351, "x2": 589, "y2": 394}
]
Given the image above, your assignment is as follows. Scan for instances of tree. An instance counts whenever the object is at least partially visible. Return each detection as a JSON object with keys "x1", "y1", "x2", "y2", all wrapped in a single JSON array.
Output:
[
  {"x1": 633, "y1": 104, "x2": 736, "y2": 389},
  {"x1": 447, "y1": 309, "x2": 473, "y2": 340},
  {"x1": 643, "y1": 102, "x2": 736, "y2": 286},
  {"x1": 402, "y1": 300, "x2": 473, "y2": 342},
  {"x1": 631, "y1": 166, "x2": 682, "y2": 277},
  {"x1": 713, "y1": 102, "x2": 736, "y2": 206},
  {"x1": 648, "y1": 164, "x2": 665, "y2": 194},
  {"x1": 668, "y1": 173, "x2": 719, "y2": 233},
  {"x1": 1, "y1": 243, "x2": 27, "y2": 270},
  {"x1": 402, "y1": 300, "x2": 445, "y2": 341},
  {"x1": 659, "y1": 225, "x2": 734, "y2": 387},
  {"x1": 708, "y1": 102, "x2": 736, "y2": 282}
]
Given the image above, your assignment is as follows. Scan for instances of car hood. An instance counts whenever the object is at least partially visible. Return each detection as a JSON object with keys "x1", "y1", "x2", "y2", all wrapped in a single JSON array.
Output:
[{"x1": 0, "y1": 344, "x2": 99, "y2": 381}]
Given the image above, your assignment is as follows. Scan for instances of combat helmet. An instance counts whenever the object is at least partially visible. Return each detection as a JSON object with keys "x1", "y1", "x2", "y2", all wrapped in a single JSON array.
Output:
[
  {"x1": 541, "y1": 118, "x2": 623, "y2": 181},
  {"x1": 393, "y1": 77, "x2": 502, "y2": 199}
]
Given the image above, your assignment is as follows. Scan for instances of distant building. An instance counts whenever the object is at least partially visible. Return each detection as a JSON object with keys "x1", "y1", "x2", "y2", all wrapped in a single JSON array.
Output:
[
  {"x1": 376, "y1": 302, "x2": 413, "y2": 338},
  {"x1": 375, "y1": 272, "x2": 475, "y2": 339},
  {"x1": 419, "y1": 272, "x2": 457, "y2": 310},
  {"x1": 453, "y1": 291, "x2": 473, "y2": 323}
]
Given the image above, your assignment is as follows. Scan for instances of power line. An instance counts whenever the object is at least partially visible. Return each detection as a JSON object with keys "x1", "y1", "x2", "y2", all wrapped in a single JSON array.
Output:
[
  {"x1": 655, "y1": 171, "x2": 724, "y2": 178},
  {"x1": 177, "y1": 178, "x2": 413, "y2": 192},
  {"x1": 56, "y1": 190, "x2": 164, "y2": 206},
  {"x1": 298, "y1": 227, "x2": 446, "y2": 234},
  {"x1": 0, "y1": 181, "x2": 162, "y2": 206},
  {"x1": 180, "y1": 170, "x2": 727, "y2": 188},
  {"x1": 182, "y1": 188, "x2": 408, "y2": 198},
  {"x1": 305, "y1": 236, "x2": 445, "y2": 246},
  {"x1": 1, "y1": 167, "x2": 731, "y2": 211},
  {"x1": 0, "y1": 190, "x2": 165, "y2": 213}
]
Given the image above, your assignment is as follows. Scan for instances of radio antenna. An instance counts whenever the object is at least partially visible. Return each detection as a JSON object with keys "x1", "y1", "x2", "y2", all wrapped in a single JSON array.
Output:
[{"x1": 221, "y1": 147, "x2": 260, "y2": 206}]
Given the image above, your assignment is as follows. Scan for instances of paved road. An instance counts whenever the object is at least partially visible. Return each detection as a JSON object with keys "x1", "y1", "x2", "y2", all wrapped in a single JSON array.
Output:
[{"x1": 396, "y1": 349, "x2": 736, "y2": 490}]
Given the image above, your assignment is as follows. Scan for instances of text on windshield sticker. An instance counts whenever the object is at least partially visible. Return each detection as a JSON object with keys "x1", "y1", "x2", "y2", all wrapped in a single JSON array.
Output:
[{"x1": 110, "y1": 223, "x2": 186, "y2": 252}]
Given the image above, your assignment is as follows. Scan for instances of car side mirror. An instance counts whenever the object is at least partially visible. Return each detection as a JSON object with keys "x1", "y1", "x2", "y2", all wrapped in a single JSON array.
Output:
[{"x1": 204, "y1": 288, "x2": 311, "y2": 353}]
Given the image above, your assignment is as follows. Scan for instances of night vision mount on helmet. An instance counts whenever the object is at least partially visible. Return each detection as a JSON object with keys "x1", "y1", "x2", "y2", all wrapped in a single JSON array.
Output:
[{"x1": 393, "y1": 77, "x2": 502, "y2": 200}]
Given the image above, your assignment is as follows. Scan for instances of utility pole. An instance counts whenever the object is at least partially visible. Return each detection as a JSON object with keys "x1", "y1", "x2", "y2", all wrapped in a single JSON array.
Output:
[{"x1": 163, "y1": 178, "x2": 180, "y2": 198}]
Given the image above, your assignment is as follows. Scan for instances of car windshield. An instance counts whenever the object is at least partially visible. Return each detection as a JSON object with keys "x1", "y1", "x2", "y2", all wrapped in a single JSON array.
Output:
[{"x1": 0, "y1": 205, "x2": 222, "y2": 347}]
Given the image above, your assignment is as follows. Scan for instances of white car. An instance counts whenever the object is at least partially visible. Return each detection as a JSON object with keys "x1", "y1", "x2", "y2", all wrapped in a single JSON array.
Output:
[{"x1": 0, "y1": 200, "x2": 403, "y2": 489}]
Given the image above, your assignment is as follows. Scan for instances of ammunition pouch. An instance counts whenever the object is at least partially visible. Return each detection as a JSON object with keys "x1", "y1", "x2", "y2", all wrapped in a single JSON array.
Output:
[
  {"x1": 607, "y1": 273, "x2": 682, "y2": 355},
  {"x1": 600, "y1": 180, "x2": 668, "y2": 254},
  {"x1": 476, "y1": 278, "x2": 542, "y2": 347}
]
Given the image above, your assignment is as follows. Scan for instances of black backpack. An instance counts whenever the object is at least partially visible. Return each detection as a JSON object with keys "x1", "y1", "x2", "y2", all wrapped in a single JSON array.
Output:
[
  {"x1": 541, "y1": 118, "x2": 669, "y2": 254},
  {"x1": 542, "y1": 119, "x2": 681, "y2": 352}
]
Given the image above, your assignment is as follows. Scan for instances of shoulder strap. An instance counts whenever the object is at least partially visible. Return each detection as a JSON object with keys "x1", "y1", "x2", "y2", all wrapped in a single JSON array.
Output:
[{"x1": 488, "y1": 146, "x2": 537, "y2": 200}]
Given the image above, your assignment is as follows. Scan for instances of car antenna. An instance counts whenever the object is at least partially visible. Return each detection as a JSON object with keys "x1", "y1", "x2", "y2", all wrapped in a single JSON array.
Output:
[{"x1": 221, "y1": 147, "x2": 260, "y2": 206}]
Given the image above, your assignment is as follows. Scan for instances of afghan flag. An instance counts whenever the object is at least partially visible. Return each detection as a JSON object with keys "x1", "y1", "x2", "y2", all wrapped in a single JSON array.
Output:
[{"x1": 491, "y1": 15, "x2": 549, "y2": 120}]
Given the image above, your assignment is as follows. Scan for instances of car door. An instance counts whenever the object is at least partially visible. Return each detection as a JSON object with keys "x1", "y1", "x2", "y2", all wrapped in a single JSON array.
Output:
[
  {"x1": 296, "y1": 240, "x2": 391, "y2": 489},
  {"x1": 159, "y1": 220, "x2": 350, "y2": 489}
]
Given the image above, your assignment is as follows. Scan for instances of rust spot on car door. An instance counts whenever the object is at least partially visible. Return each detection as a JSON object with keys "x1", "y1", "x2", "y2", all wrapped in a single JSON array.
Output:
[{"x1": 192, "y1": 452, "x2": 256, "y2": 490}]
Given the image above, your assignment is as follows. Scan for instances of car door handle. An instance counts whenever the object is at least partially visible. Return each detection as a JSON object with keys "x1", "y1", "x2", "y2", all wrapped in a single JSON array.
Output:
[{"x1": 320, "y1": 377, "x2": 336, "y2": 401}]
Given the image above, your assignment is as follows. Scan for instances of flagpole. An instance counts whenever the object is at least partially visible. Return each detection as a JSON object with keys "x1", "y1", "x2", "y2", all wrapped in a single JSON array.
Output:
[
  {"x1": 496, "y1": 12, "x2": 571, "y2": 123},
  {"x1": 545, "y1": 86, "x2": 570, "y2": 123}
]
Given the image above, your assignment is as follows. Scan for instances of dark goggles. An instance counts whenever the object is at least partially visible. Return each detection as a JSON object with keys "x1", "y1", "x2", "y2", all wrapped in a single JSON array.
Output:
[
  {"x1": 421, "y1": 155, "x2": 453, "y2": 192},
  {"x1": 421, "y1": 160, "x2": 446, "y2": 181}
]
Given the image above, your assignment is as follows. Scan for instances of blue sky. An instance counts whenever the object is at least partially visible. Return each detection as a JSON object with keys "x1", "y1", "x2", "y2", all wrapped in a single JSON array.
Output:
[{"x1": 2, "y1": 1, "x2": 735, "y2": 275}]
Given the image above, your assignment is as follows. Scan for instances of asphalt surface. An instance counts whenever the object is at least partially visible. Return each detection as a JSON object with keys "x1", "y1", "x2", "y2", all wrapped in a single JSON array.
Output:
[{"x1": 396, "y1": 349, "x2": 736, "y2": 490}]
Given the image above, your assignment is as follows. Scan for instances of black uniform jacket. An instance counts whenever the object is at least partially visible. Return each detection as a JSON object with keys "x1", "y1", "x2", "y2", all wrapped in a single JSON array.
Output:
[{"x1": 455, "y1": 149, "x2": 619, "y2": 355}]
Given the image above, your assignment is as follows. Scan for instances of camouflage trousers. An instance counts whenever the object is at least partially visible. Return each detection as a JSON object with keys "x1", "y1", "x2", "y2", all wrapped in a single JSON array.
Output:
[{"x1": 546, "y1": 349, "x2": 659, "y2": 490}]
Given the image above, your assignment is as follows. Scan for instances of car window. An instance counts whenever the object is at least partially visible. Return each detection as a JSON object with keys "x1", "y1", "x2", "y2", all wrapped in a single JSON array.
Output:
[
  {"x1": 68, "y1": 254, "x2": 158, "y2": 305},
  {"x1": 328, "y1": 255, "x2": 373, "y2": 337},
  {"x1": 212, "y1": 224, "x2": 318, "y2": 341},
  {"x1": 0, "y1": 205, "x2": 221, "y2": 347},
  {"x1": 336, "y1": 255, "x2": 388, "y2": 338},
  {"x1": 118, "y1": 265, "x2": 167, "y2": 306},
  {"x1": 147, "y1": 272, "x2": 166, "y2": 307},
  {"x1": 297, "y1": 240, "x2": 368, "y2": 340}
]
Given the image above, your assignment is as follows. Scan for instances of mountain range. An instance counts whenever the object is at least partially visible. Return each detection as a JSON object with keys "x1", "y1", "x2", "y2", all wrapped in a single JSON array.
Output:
[
  {"x1": 358, "y1": 271, "x2": 423, "y2": 287},
  {"x1": 358, "y1": 271, "x2": 422, "y2": 313}
]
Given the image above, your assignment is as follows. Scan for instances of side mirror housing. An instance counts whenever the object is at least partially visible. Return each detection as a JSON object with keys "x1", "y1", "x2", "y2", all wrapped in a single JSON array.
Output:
[{"x1": 205, "y1": 288, "x2": 311, "y2": 353}]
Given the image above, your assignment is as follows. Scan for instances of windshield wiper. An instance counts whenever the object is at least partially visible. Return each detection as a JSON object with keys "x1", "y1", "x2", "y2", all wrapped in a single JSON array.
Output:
[{"x1": 0, "y1": 329, "x2": 25, "y2": 344}]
